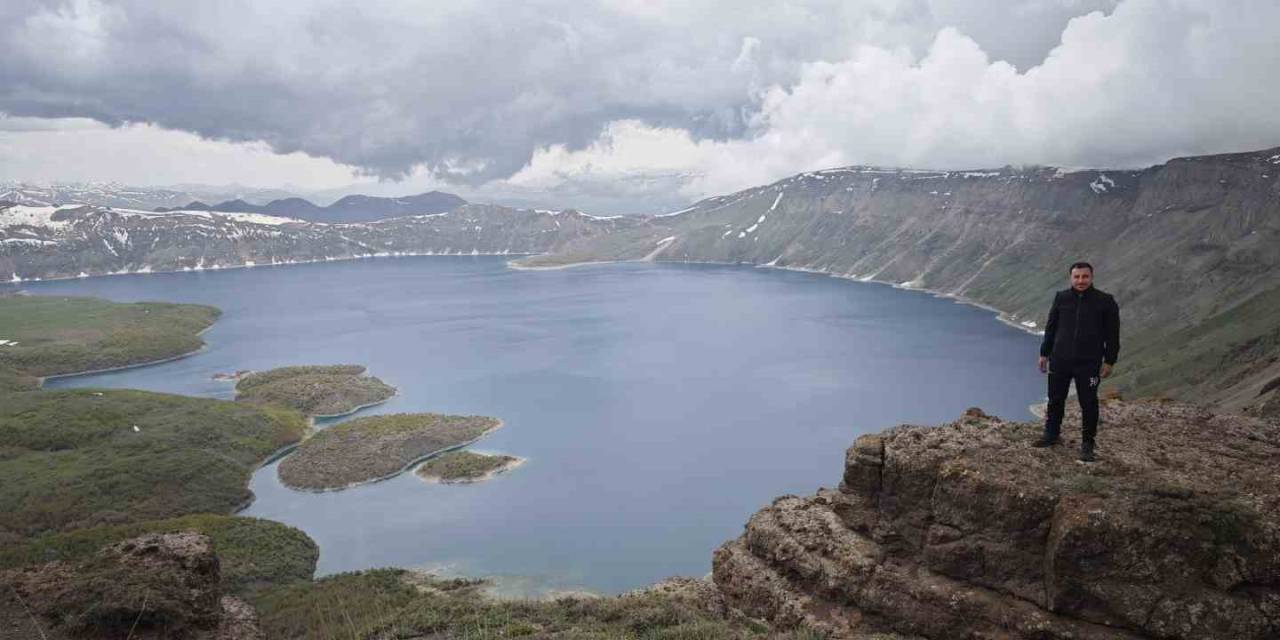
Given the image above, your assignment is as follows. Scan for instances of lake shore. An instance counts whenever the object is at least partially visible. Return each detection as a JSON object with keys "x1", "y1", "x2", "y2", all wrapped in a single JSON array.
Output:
[
  {"x1": 508, "y1": 255, "x2": 1046, "y2": 337},
  {"x1": 278, "y1": 415, "x2": 504, "y2": 492}
]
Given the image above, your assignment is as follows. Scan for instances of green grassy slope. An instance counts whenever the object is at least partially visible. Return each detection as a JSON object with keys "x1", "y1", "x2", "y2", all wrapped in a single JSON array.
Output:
[
  {"x1": 254, "y1": 569, "x2": 820, "y2": 640},
  {"x1": 0, "y1": 514, "x2": 318, "y2": 598},
  {"x1": 0, "y1": 295, "x2": 219, "y2": 378},
  {"x1": 0, "y1": 389, "x2": 308, "y2": 537},
  {"x1": 278, "y1": 413, "x2": 500, "y2": 490},
  {"x1": 235, "y1": 364, "x2": 397, "y2": 417}
]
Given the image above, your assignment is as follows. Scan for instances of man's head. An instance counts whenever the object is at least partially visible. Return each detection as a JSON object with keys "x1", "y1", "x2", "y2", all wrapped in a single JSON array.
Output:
[{"x1": 1069, "y1": 262, "x2": 1093, "y2": 292}]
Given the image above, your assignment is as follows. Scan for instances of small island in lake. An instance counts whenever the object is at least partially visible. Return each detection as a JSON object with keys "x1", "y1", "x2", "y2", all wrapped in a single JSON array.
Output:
[
  {"x1": 278, "y1": 413, "x2": 502, "y2": 491},
  {"x1": 416, "y1": 450, "x2": 525, "y2": 484},
  {"x1": 234, "y1": 364, "x2": 396, "y2": 417}
]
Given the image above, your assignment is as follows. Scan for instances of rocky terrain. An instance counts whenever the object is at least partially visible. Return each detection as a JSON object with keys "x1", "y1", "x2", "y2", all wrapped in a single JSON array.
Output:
[
  {"x1": 0, "y1": 532, "x2": 265, "y2": 639},
  {"x1": 515, "y1": 147, "x2": 1280, "y2": 414},
  {"x1": 711, "y1": 400, "x2": 1280, "y2": 639},
  {"x1": 0, "y1": 202, "x2": 637, "y2": 282}
]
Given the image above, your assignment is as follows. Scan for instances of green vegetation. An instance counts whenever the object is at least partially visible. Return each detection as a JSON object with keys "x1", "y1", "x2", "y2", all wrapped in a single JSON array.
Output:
[
  {"x1": 0, "y1": 364, "x2": 38, "y2": 392},
  {"x1": 254, "y1": 569, "x2": 813, "y2": 640},
  {"x1": 1113, "y1": 282, "x2": 1280, "y2": 400},
  {"x1": 236, "y1": 364, "x2": 397, "y2": 417},
  {"x1": 0, "y1": 514, "x2": 317, "y2": 597},
  {"x1": 279, "y1": 413, "x2": 501, "y2": 490},
  {"x1": 0, "y1": 388, "x2": 308, "y2": 537},
  {"x1": 0, "y1": 295, "x2": 219, "y2": 378},
  {"x1": 417, "y1": 450, "x2": 522, "y2": 483}
]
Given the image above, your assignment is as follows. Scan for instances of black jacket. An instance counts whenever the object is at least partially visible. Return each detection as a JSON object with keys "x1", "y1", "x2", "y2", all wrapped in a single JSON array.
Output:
[{"x1": 1039, "y1": 286, "x2": 1120, "y2": 365}]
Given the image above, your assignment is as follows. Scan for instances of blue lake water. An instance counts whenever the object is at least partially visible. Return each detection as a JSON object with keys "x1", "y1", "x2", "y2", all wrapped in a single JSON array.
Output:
[{"x1": 20, "y1": 256, "x2": 1044, "y2": 595}]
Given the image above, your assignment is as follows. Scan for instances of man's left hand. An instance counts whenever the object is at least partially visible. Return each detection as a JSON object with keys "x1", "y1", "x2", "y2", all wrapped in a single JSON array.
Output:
[{"x1": 1101, "y1": 363, "x2": 1113, "y2": 378}]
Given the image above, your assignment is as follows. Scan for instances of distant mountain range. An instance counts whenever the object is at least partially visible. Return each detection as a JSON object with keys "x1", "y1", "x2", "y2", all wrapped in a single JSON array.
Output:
[
  {"x1": 0, "y1": 183, "x2": 202, "y2": 212},
  {"x1": 5, "y1": 147, "x2": 1279, "y2": 415},
  {"x1": 153, "y1": 191, "x2": 467, "y2": 223},
  {"x1": 0, "y1": 201, "x2": 633, "y2": 283},
  {"x1": 0, "y1": 182, "x2": 468, "y2": 224},
  {"x1": 0, "y1": 182, "x2": 305, "y2": 213}
]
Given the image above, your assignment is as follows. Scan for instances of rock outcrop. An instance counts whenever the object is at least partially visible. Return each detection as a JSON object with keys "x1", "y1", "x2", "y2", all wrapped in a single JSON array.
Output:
[
  {"x1": 712, "y1": 400, "x2": 1280, "y2": 639},
  {"x1": 0, "y1": 532, "x2": 265, "y2": 639}
]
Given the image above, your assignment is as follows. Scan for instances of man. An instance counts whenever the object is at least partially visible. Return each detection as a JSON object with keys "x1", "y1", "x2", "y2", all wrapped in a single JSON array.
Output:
[{"x1": 1033, "y1": 262, "x2": 1120, "y2": 462}]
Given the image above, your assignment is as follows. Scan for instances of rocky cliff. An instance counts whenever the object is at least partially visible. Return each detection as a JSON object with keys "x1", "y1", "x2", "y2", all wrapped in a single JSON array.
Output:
[
  {"x1": 711, "y1": 400, "x2": 1280, "y2": 639},
  {"x1": 515, "y1": 147, "x2": 1280, "y2": 413}
]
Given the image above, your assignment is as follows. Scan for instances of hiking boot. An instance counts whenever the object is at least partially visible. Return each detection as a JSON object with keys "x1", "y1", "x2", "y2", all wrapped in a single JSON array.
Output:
[
  {"x1": 1031, "y1": 436, "x2": 1061, "y2": 448},
  {"x1": 1079, "y1": 440, "x2": 1096, "y2": 463}
]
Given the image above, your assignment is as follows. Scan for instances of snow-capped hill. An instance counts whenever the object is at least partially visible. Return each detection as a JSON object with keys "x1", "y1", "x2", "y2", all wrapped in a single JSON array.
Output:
[
  {"x1": 0, "y1": 183, "x2": 199, "y2": 210},
  {"x1": 0, "y1": 202, "x2": 642, "y2": 282}
]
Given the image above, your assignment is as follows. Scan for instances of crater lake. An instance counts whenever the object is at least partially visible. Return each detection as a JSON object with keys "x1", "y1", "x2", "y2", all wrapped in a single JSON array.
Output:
[{"x1": 19, "y1": 256, "x2": 1044, "y2": 595}]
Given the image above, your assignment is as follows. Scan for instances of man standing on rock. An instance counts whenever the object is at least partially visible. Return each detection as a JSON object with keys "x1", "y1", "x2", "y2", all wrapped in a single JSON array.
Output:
[{"x1": 1033, "y1": 262, "x2": 1120, "y2": 462}]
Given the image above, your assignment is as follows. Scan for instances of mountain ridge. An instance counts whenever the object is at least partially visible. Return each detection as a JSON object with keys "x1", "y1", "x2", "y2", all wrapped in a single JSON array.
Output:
[
  {"x1": 513, "y1": 145, "x2": 1280, "y2": 415},
  {"x1": 5, "y1": 146, "x2": 1280, "y2": 411},
  {"x1": 154, "y1": 190, "x2": 467, "y2": 223}
]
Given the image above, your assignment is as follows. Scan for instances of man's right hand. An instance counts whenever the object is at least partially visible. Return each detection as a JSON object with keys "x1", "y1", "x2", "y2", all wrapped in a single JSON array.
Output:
[{"x1": 1038, "y1": 356, "x2": 1048, "y2": 373}]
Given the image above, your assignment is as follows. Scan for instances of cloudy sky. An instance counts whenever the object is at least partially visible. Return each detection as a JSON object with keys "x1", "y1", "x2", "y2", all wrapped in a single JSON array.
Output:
[{"x1": 2, "y1": 0, "x2": 1279, "y2": 213}]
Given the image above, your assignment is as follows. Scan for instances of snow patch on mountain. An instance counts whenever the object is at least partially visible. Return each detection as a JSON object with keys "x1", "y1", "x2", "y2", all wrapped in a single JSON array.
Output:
[{"x1": 0, "y1": 205, "x2": 74, "y2": 230}]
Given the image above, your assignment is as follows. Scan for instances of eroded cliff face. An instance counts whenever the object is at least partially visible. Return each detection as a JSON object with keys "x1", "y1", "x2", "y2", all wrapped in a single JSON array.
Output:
[{"x1": 712, "y1": 401, "x2": 1280, "y2": 639}]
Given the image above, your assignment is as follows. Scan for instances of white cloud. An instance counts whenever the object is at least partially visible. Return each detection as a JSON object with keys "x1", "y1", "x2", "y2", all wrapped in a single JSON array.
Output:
[
  {"x1": 0, "y1": 120, "x2": 357, "y2": 189},
  {"x1": 506, "y1": 0, "x2": 1280, "y2": 208},
  {"x1": 1, "y1": 0, "x2": 1276, "y2": 214},
  {"x1": 0, "y1": 0, "x2": 1112, "y2": 184}
]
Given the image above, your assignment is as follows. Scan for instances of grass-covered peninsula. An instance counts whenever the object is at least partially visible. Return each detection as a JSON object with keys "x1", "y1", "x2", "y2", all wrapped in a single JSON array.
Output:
[
  {"x1": 278, "y1": 413, "x2": 501, "y2": 491},
  {"x1": 0, "y1": 388, "x2": 308, "y2": 538},
  {"x1": 0, "y1": 294, "x2": 219, "y2": 379},
  {"x1": 416, "y1": 449, "x2": 524, "y2": 484},
  {"x1": 234, "y1": 364, "x2": 397, "y2": 417}
]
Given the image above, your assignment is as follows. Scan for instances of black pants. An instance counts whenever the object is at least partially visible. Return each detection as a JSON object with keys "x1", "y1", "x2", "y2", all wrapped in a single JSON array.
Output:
[{"x1": 1044, "y1": 358, "x2": 1102, "y2": 443}]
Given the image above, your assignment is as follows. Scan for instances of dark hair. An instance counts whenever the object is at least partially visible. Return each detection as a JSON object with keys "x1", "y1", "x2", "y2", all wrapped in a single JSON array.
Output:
[{"x1": 1069, "y1": 261, "x2": 1093, "y2": 273}]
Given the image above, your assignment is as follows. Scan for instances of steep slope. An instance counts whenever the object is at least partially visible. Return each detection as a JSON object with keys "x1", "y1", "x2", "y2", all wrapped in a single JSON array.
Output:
[
  {"x1": 0, "y1": 203, "x2": 636, "y2": 281},
  {"x1": 515, "y1": 147, "x2": 1280, "y2": 411},
  {"x1": 712, "y1": 401, "x2": 1280, "y2": 639}
]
